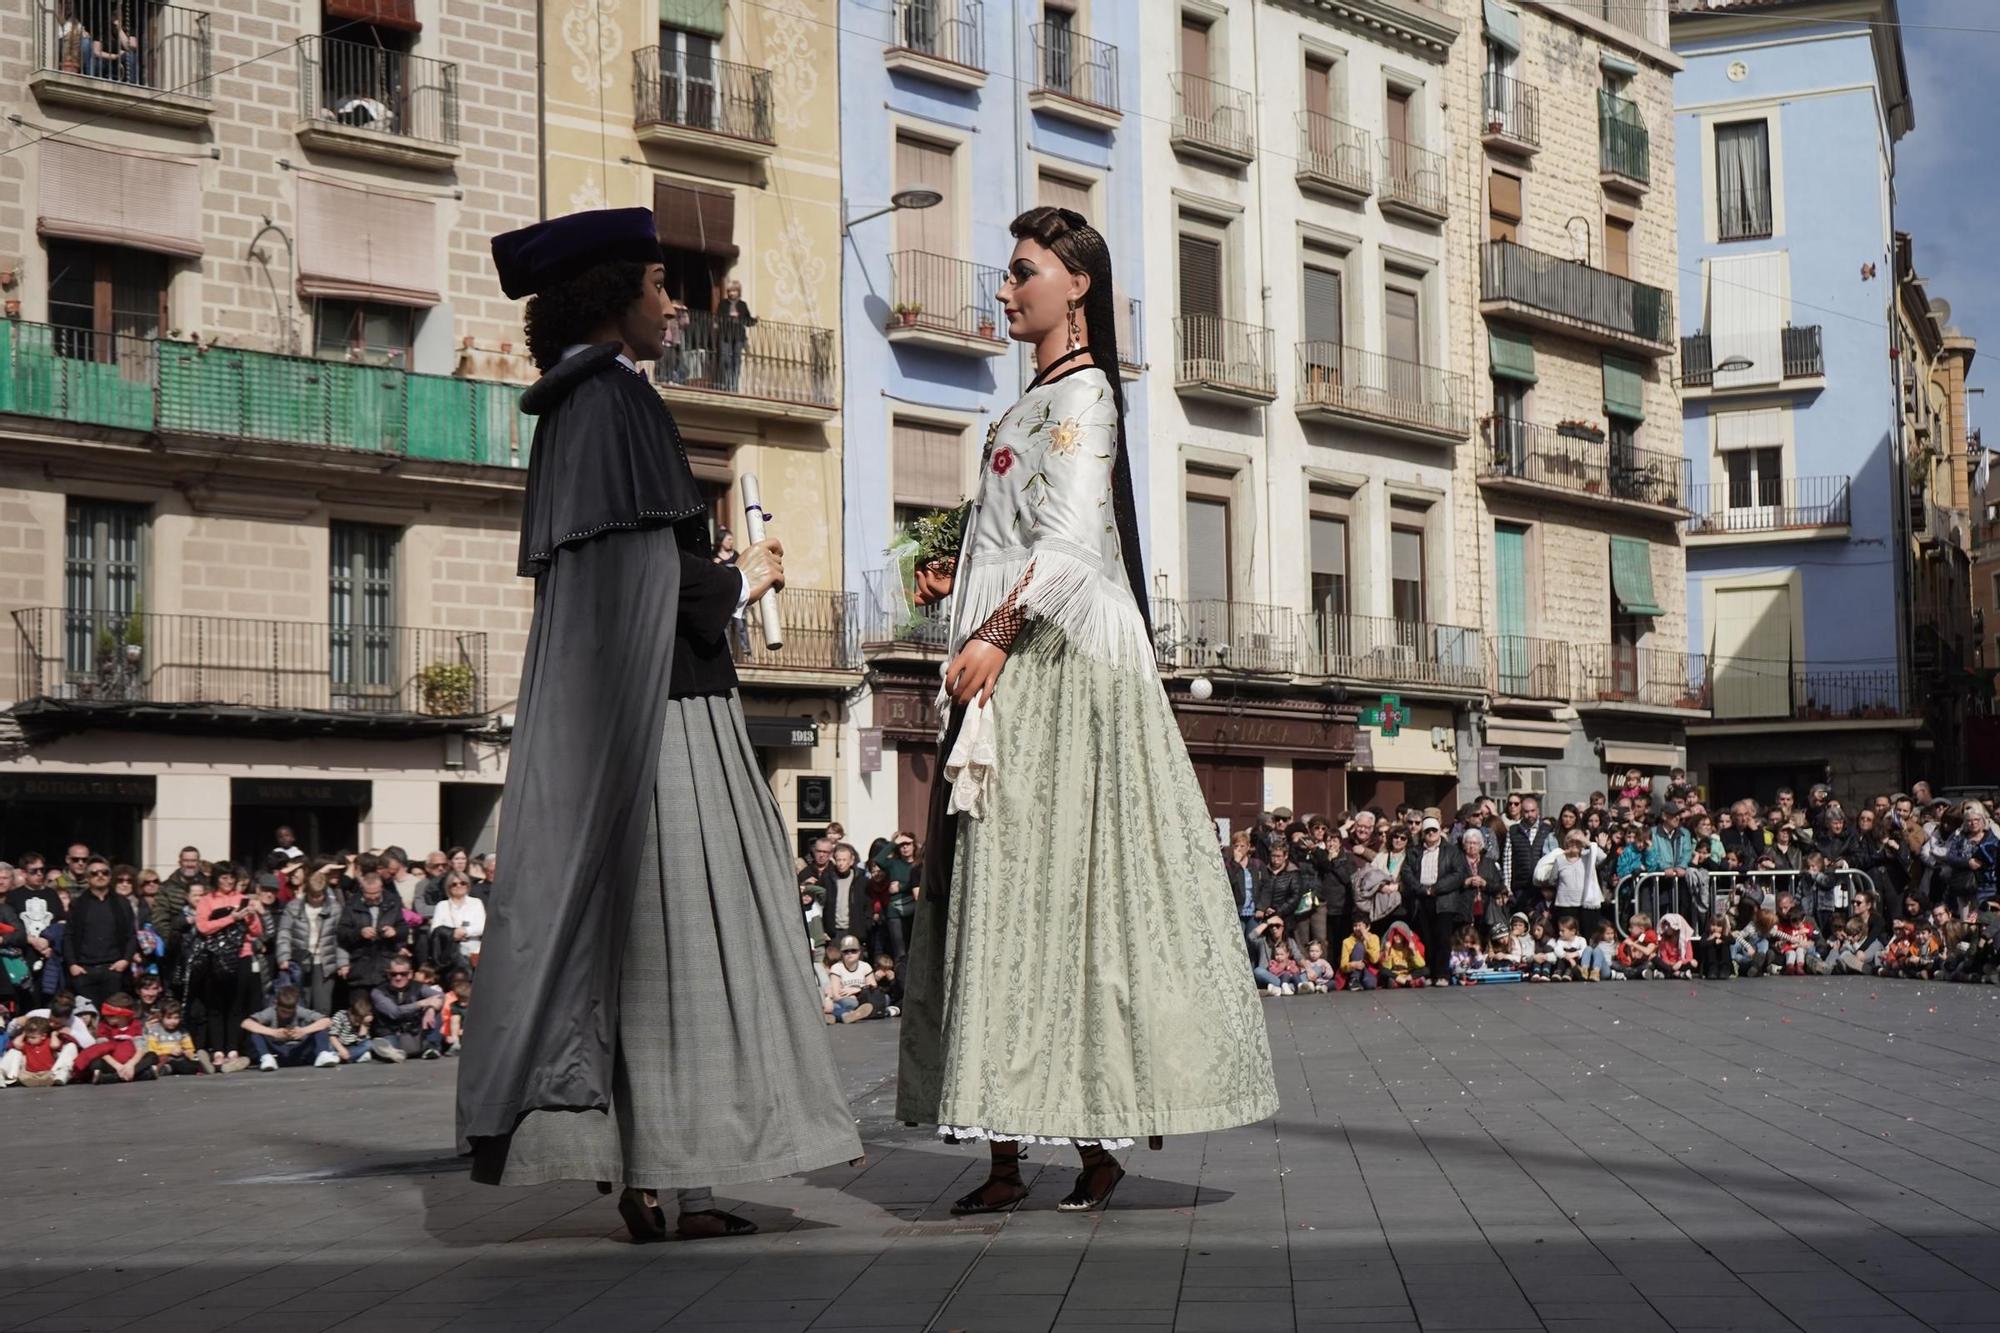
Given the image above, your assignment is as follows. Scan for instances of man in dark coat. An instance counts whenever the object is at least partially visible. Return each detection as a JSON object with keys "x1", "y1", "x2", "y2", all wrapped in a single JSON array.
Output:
[
  {"x1": 456, "y1": 208, "x2": 858, "y2": 1243},
  {"x1": 1507, "y1": 795, "x2": 1551, "y2": 913}
]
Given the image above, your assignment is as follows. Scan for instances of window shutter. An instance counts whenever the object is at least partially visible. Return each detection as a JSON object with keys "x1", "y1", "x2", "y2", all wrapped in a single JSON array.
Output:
[
  {"x1": 1489, "y1": 328, "x2": 1537, "y2": 383},
  {"x1": 654, "y1": 180, "x2": 739, "y2": 259},
  {"x1": 1484, "y1": 1, "x2": 1522, "y2": 51},
  {"x1": 1180, "y1": 19, "x2": 1210, "y2": 78},
  {"x1": 297, "y1": 176, "x2": 440, "y2": 306},
  {"x1": 1602, "y1": 354, "x2": 1645, "y2": 422},
  {"x1": 1716, "y1": 407, "x2": 1784, "y2": 451},
  {"x1": 895, "y1": 136, "x2": 955, "y2": 256},
  {"x1": 1385, "y1": 287, "x2": 1420, "y2": 364},
  {"x1": 659, "y1": 0, "x2": 726, "y2": 38},
  {"x1": 1178, "y1": 234, "x2": 1222, "y2": 319},
  {"x1": 892, "y1": 419, "x2": 964, "y2": 511},
  {"x1": 1302, "y1": 266, "x2": 1342, "y2": 346},
  {"x1": 1304, "y1": 58, "x2": 1332, "y2": 119},
  {"x1": 325, "y1": 0, "x2": 420, "y2": 32},
  {"x1": 1609, "y1": 536, "x2": 1664, "y2": 617},
  {"x1": 39, "y1": 140, "x2": 203, "y2": 259},
  {"x1": 1605, "y1": 216, "x2": 1633, "y2": 277},
  {"x1": 1037, "y1": 170, "x2": 1092, "y2": 220},
  {"x1": 1707, "y1": 253, "x2": 1785, "y2": 388}
]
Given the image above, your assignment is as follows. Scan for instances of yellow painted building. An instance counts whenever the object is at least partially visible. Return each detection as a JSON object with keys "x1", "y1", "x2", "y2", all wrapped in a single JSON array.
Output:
[{"x1": 542, "y1": 0, "x2": 853, "y2": 853}]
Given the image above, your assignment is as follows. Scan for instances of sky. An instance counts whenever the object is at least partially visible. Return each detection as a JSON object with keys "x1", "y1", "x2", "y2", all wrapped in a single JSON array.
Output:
[{"x1": 1895, "y1": 0, "x2": 2000, "y2": 424}]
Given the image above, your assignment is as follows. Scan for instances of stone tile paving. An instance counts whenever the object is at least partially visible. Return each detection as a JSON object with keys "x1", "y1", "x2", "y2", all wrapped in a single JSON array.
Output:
[{"x1": 2, "y1": 979, "x2": 1997, "y2": 1333}]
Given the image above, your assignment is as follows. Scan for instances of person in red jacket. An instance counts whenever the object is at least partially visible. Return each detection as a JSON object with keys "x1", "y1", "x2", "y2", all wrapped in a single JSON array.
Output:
[
  {"x1": 0, "y1": 1016, "x2": 76, "y2": 1086},
  {"x1": 72, "y1": 992, "x2": 156, "y2": 1084}
]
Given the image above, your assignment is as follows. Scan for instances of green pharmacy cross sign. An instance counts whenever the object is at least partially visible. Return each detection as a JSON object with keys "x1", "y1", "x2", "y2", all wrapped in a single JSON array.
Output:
[{"x1": 1360, "y1": 694, "x2": 1405, "y2": 737}]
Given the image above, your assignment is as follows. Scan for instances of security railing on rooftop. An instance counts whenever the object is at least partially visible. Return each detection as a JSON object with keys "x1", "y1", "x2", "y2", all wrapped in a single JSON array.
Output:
[
  {"x1": 37, "y1": 0, "x2": 210, "y2": 97},
  {"x1": 299, "y1": 35, "x2": 458, "y2": 146}
]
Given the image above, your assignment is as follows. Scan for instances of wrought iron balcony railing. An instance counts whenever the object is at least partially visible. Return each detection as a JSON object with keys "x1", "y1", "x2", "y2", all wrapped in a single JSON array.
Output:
[
  {"x1": 1296, "y1": 342, "x2": 1471, "y2": 440},
  {"x1": 727, "y1": 589, "x2": 859, "y2": 673},
  {"x1": 1718, "y1": 183, "x2": 1774, "y2": 241},
  {"x1": 1174, "y1": 314, "x2": 1276, "y2": 400},
  {"x1": 659, "y1": 310, "x2": 836, "y2": 410},
  {"x1": 1295, "y1": 110, "x2": 1371, "y2": 196},
  {"x1": 1309, "y1": 611, "x2": 1485, "y2": 691},
  {"x1": 1170, "y1": 71, "x2": 1255, "y2": 160},
  {"x1": 1685, "y1": 475, "x2": 1852, "y2": 536},
  {"x1": 1380, "y1": 138, "x2": 1449, "y2": 219},
  {"x1": 1114, "y1": 296, "x2": 1144, "y2": 371},
  {"x1": 887, "y1": 251, "x2": 1007, "y2": 344},
  {"x1": 860, "y1": 568, "x2": 953, "y2": 652},
  {"x1": 37, "y1": 0, "x2": 210, "y2": 97},
  {"x1": 1574, "y1": 644, "x2": 1708, "y2": 710},
  {"x1": 890, "y1": 0, "x2": 984, "y2": 72},
  {"x1": 13, "y1": 608, "x2": 488, "y2": 717},
  {"x1": 1152, "y1": 598, "x2": 1305, "y2": 675},
  {"x1": 1489, "y1": 634, "x2": 1570, "y2": 702},
  {"x1": 1709, "y1": 659, "x2": 1916, "y2": 721},
  {"x1": 1030, "y1": 23, "x2": 1119, "y2": 113},
  {"x1": 1598, "y1": 90, "x2": 1650, "y2": 185},
  {"x1": 1481, "y1": 73, "x2": 1540, "y2": 150},
  {"x1": 633, "y1": 46, "x2": 773, "y2": 146},
  {"x1": 1480, "y1": 240, "x2": 1674, "y2": 350},
  {"x1": 299, "y1": 35, "x2": 458, "y2": 146},
  {"x1": 1679, "y1": 325, "x2": 1823, "y2": 386},
  {"x1": 1479, "y1": 417, "x2": 1686, "y2": 511}
]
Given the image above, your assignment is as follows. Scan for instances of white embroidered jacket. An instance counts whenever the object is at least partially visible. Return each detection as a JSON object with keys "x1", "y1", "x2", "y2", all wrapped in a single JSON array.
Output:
[{"x1": 946, "y1": 367, "x2": 1151, "y2": 671}]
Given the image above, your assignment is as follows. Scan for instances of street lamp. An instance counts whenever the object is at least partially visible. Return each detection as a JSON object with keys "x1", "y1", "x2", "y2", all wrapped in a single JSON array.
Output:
[
  {"x1": 1672, "y1": 354, "x2": 1753, "y2": 385},
  {"x1": 841, "y1": 188, "x2": 943, "y2": 234}
]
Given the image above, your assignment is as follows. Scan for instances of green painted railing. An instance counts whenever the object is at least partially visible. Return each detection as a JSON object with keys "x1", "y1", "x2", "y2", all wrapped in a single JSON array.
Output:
[{"x1": 0, "y1": 320, "x2": 530, "y2": 468}]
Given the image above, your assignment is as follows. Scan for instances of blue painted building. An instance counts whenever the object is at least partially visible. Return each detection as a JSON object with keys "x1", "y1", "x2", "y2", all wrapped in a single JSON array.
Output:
[
  {"x1": 1671, "y1": 0, "x2": 1925, "y2": 797},
  {"x1": 836, "y1": 0, "x2": 1149, "y2": 837}
]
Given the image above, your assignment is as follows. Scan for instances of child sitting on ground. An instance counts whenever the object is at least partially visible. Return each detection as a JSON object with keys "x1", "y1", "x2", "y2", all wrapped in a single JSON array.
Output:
[
  {"x1": 1732, "y1": 910, "x2": 1780, "y2": 976},
  {"x1": 1695, "y1": 913, "x2": 1733, "y2": 979},
  {"x1": 1615, "y1": 913, "x2": 1661, "y2": 979},
  {"x1": 1448, "y1": 924, "x2": 1486, "y2": 985},
  {"x1": 1338, "y1": 919, "x2": 1380, "y2": 991},
  {"x1": 871, "y1": 954, "x2": 903, "y2": 1014},
  {"x1": 1771, "y1": 905, "x2": 1817, "y2": 976},
  {"x1": 1266, "y1": 939, "x2": 1305, "y2": 995},
  {"x1": 1547, "y1": 917, "x2": 1588, "y2": 981},
  {"x1": 328, "y1": 992, "x2": 378, "y2": 1062},
  {"x1": 1527, "y1": 918, "x2": 1556, "y2": 981},
  {"x1": 74, "y1": 993, "x2": 155, "y2": 1085},
  {"x1": 441, "y1": 973, "x2": 473, "y2": 1054},
  {"x1": 1655, "y1": 914, "x2": 1697, "y2": 980},
  {"x1": 1299, "y1": 940, "x2": 1335, "y2": 994},
  {"x1": 1381, "y1": 923, "x2": 1426, "y2": 988},
  {"x1": 1500, "y1": 914, "x2": 1536, "y2": 971},
  {"x1": 1584, "y1": 920, "x2": 1621, "y2": 982},
  {"x1": 144, "y1": 1001, "x2": 205, "y2": 1075},
  {"x1": 0, "y1": 1015, "x2": 75, "y2": 1087}
]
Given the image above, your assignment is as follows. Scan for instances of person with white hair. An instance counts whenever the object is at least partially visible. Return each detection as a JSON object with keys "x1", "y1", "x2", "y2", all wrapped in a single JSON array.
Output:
[{"x1": 1437, "y1": 828, "x2": 1501, "y2": 983}]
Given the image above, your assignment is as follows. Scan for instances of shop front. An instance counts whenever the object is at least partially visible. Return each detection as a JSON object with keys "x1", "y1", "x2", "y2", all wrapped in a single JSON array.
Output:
[
  {"x1": 1171, "y1": 690, "x2": 1359, "y2": 839},
  {"x1": 0, "y1": 772, "x2": 156, "y2": 865},
  {"x1": 230, "y1": 777, "x2": 371, "y2": 868},
  {"x1": 1340, "y1": 698, "x2": 1462, "y2": 816}
]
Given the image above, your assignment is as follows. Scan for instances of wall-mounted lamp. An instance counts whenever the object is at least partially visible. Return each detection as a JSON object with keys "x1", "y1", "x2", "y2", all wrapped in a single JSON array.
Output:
[{"x1": 841, "y1": 188, "x2": 943, "y2": 235}]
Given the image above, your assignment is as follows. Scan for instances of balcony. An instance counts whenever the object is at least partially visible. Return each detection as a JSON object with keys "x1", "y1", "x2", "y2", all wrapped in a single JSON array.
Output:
[
  {"x1": 296, "y1": 36, "x2": 459, "y2": 170},
  {"x1": 1309, "y1": 612, "x2": 1485, "y2": 693},
  {"x1": 1488, "y1": 635, "x2": 1571, "y2": 702},
  {"x1": 1706, "y1": 660, "x2": 1916, "y2": 724},
  {"x1": 1379, "y1": 139, "x2": 1450, "y2": 226},
  {"x1": 1685, "y1": 476, "x2": 1852, "y2": 543},
  {"x1": 885, "y1": 252, "x2": 1008, "y2": 358},
  {"x1": 1295, "y1": 111, "x2": 1371, "y2": 203},
  {"x1": 1480, "y1": 73, "x2": 1540, "y2": 156},
  {"x1": 1153, "y1": 599, "x2": 1306, "y2": 675},
  {"x1": 1170, "y1": 72, "x2": 1255, "y2": 168},
  {"x1": 1598, "y1": 90, "x2": 1650, "y2": 194},
  {"x1": 633, "y1": 47, "x2": 774, "y2": 161},
  {"x1": 1480, "y1": 240, "x2": 1675, "y2": 357},
  {"x1": 31, "y1": 0, "x2": 211, "y2": 127},
  {"x1": 658, "y1": 310, "x2": 836, "y2": 422},
  {"x1": 885, "y1": 0, "x2": 986, "y2": 90},
  {"x1": 728, "y1": 589, "x2": 860, "y2": 682},
  {"x1": 1478, "y1": 417, "x2": 1687, "y2": 518},
  {"x1": 1027, "y1": 24, "x2": 1121, "y2": 130},
  {"x1": 1174, "y1": 315, "x2": 1277, "y2": 406},
  {"x1": 11, "y1": 608, "x2": 490, "y2": 738},
  {"x1": 1679, "y1": 326, "x2": 1824, "y2": 391},
  {"x1": 860, "y1": 569, "x2": 952, "y2": 658},
  {"x1": 1114, "y1": 296, "x2": 1145, "y2": 380},
  {"x1": 1295, "y1": 342, "x2": 1471, "y2": 444},
  {"x1": 1574, "y1": 645, "x2": 1708, "y2": 712}
]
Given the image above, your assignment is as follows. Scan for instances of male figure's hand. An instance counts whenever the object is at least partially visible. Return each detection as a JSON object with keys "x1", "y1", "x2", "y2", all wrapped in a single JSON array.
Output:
[{"x1": 740, "y1": 539, "x2": 786, "y2": 603}]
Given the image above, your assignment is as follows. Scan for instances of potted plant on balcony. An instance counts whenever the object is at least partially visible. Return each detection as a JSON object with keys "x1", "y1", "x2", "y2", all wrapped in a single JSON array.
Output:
[
  {"x1": 978, "y1": 313, "x2": 997, "y2": 339},
  {"x1": 891, "y1": 303, "x2": 922, "y2": 329},
  {"x1": 1556, "y1": 418, "x2": 1605, "y2": 443},
  {"x1": 418, "y1": 661, "x2": 477, "y2": 716}
]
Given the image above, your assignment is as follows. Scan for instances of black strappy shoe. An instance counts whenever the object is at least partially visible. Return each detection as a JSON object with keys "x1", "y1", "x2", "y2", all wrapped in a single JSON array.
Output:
[
  {"x1": 950, "y1": 1176, "x2": 1030, "y2": 1215},
  {"x1": 1056, "y1": 1153, "x2": 1125, "y2": 1213},
  {"x1": 616, "y1": 1188, "x2": 667, "y2": 1243},
  {"x1": 676, "y1": 1208, "x2": 759, "y2": 1239}
]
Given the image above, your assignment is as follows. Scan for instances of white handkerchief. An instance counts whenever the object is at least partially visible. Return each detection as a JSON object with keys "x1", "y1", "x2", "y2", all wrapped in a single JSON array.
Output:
[{"x1": 943, "y1": 696, "x2": 997, "y2": 821}]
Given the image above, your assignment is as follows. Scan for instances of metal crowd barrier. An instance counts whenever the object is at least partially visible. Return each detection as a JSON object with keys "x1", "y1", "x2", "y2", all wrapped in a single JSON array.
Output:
[{"x1": 1613, "y1": 868, "x2": 1880, "y2": 929}]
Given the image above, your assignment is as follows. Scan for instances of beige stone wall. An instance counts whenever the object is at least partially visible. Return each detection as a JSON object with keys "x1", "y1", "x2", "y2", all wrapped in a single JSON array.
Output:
[{"x1": 1439, "y1": 0, "x2": 1686, "y2": 655}]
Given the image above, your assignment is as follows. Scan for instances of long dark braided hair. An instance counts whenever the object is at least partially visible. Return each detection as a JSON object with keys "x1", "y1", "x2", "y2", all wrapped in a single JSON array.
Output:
[{"x1": 1007, "y1": 206, "x2": 1151, "y2": 639}]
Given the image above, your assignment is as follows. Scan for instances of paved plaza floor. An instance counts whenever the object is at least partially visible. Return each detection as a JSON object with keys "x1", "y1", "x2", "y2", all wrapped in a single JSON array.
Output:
[{"x1": 3, "y1": 979, "x2": 1998, "y2": 1333}]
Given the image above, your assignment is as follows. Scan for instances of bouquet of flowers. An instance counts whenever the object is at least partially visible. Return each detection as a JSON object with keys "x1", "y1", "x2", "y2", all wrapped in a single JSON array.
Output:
[{"x1": 884, "y1": 502, "x2": 969, "y2": 617}]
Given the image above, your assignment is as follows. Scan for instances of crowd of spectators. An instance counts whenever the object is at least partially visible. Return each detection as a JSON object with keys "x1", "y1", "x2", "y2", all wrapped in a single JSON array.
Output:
[
  {"x1": 0, "y1": 830, "x2": 485, "y2": 1088},
  {"x1": 1228, "y1": 772, "x2": 2000, "y2": 993}
]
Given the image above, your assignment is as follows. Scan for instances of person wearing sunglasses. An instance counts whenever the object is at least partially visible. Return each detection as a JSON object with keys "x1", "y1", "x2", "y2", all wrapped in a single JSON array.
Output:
[{"x1": 60, "y1": 857, "x2": 137, "y2": 1006}]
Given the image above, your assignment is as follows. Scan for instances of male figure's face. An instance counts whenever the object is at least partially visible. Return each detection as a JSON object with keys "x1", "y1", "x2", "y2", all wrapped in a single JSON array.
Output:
[
  {"x1": 1353, "y1": 812, "x2": 1377, "y2": 844},
  {"x1": 425, "y1": 855, "x2": 447, "y2": 877},
  {"x1": 812, "y1": 841, "x2": 832, "y2": 867},
  {"x1": 178, "y1": 849, "x2": 200, "y2": 876},
  {"x1": 833, "y1": 848, "x2": 855, "y2": 873},
  {"x1": 1521, "y1": 798, "x2": 1540, "y2": 824}
]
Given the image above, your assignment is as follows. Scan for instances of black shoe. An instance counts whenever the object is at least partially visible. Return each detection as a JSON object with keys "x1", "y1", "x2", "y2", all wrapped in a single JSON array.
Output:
[
  {"x1": 1056, "y1": 1159, "x2": 1125, "y2": 1213},
  {"x1": 421, "y1": 1048, "x2": 441, "y2": 1060},
  {"x1": 676, "y1": 1208, "x2": 759, "y2": 1239},
  {"x1": 617, "y1": 1189, "x2": 667, "y2": 1244},
  {"x1": 950, "y1": 1178, "x2": 1030, "y2": 1215}
]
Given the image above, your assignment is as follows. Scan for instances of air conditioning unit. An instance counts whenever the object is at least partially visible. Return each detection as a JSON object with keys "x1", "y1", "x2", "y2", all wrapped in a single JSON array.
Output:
[
  {"x1": 1505, "y1": 765, "x2": 1548, "y2": 796},
  {"x1": 1244, "y1": 631, "x2": 1278, "y2": 664},
  {"x1": 1370, "y1": 643, "x2": 1417, "y2": 676}
]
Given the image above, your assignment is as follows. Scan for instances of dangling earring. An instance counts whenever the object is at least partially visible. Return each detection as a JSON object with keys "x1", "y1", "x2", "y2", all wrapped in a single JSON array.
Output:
[{"x1": 1066, "y1": 300, "x2": 1082, "y2": 353}]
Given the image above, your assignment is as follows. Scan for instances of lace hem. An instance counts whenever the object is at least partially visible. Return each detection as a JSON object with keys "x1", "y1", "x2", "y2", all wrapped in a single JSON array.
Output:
[{"x1": 936, "y1": 1124, "x2": 1136, "y2": 1150}]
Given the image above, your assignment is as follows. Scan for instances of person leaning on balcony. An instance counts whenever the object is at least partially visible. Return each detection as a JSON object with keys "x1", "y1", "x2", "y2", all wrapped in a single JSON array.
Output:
[
  {"x1": 714, "y1": 278, "x2": 757, "y2": 393},
  {"x1": 462, "y1": 207, "x2": 859, "y2": 1243}
]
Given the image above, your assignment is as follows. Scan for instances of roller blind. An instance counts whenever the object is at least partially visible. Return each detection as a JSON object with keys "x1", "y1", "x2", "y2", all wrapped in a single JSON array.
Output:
[
  {"x1": 893, "y1": 418, "x2": 964, "y2": 510},
  {"x1": 1610, "y1": 536, "x2": 1663, "y2": 617},
  {"x1": 894, "y1": 136, "x2": 955, "y2": 256},
  {"x1": 1603, "y1": 354, "x2": 1645, "y2": 421},
  {"x1": 1489, "y1": 328, "x2": 1537, "y2": 383},
  {"x1": 1707, "y1": 252, "x2": 1785, "y2": 389},
  {"x1": 296, "y1": 176, "x2": 439, "y2": 306},
  {"x1": 1178, "y1": 233, "x2": 1221, "y2": 319},
  {"x1": 1037, "y1": 170, "x2": 1092, "y2": 221},
  {"x1": 1484, "y1": 0, "x2": 1522, "y2": 52},
  {"x1": 38, "y1": 139, "x2": 204, "y2": 259},
  {"x1": 660, "y1": 0, "x2": 725, "y2": 37},
  {"x1": 325, "y1": 0, "x2": 420, "y2": 32},
  {"x1": 1716, "y1": 407, "x2": 1784, "y2": 451},
  {"x1": 1303, "y1": 266, "x2": 1342, "y2": 346},
  {"x1": 655, "y1": 180, "x2": 738, "y2": 259}
]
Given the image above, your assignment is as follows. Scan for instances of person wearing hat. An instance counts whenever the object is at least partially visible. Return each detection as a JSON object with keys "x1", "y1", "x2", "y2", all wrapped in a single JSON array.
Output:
[{"x1": 457, "y1": 208, "x2": 860, "y2": 1243}]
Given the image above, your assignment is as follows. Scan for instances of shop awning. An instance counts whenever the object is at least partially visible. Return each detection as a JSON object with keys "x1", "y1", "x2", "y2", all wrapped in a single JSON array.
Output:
[
  {"x1": 1603, "y1": 742, "x2": 1681, "y2": 770},
  {"x1": 1610, "y1": 536, "x2": 1664, "y2": 616},
  {"x1": 1485, "y1": 720, "x2": 1568, "y2": 751},
  {"x1": 1603, "y1": 354, "x2": 1645, "y2": 422},
  {"x1": 1490, "y1": 328, "x2": 1537, "y2": 383}
]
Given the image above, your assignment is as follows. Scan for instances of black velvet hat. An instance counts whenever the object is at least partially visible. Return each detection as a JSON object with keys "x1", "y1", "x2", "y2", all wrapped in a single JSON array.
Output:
[{"x1": 491, "y1": 207, "x2": 664, "y2": 300}]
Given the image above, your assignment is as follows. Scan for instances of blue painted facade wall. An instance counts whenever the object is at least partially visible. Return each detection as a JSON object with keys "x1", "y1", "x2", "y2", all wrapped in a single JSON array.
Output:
[
  {"x1": 837, "y1": 3, "x2": 1149, "y2": 603},
  {"x1": 1674, "y1": 21, "x2": 1900, "y2": 682}
]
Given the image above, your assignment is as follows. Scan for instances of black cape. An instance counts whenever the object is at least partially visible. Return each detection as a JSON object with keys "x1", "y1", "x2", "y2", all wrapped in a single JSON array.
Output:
[{"x1": 456, "y1": 346, "x2": 709, "y2": 1174}]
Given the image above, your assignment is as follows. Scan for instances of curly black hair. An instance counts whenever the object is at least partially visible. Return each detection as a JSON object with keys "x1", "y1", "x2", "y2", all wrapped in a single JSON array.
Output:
[{"x1": 523, "y1": 261, "x2": 650, "y2": 371}]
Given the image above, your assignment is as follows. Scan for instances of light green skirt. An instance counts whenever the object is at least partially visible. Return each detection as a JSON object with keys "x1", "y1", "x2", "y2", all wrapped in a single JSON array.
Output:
[{"x1": 896, "y1": 628, "x2": 1280, "y2": 1144}]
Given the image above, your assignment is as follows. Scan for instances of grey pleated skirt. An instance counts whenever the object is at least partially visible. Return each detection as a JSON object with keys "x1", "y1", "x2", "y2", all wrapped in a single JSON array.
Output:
[{"x1": 493, "y1": 691, "x2": 862, "y2": 1189}]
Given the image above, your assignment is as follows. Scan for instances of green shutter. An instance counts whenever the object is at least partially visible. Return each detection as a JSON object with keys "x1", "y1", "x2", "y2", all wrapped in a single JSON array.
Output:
[
  {"x1": 1490, "y1": 328, "x2": 1537, "y2": 384},
  {"x1": 1603, "y1": 353, "x2": 1645, "y2": 422},
  {"x1": 1610, "y1": 536, "x2": 1664, "y2": 617},
  {"x1": 661, "y1": 0, "x2": 726, "y2": 37},
  {"x1": 1484, "y1": 1, "x2": 1522, "y2": 51}
]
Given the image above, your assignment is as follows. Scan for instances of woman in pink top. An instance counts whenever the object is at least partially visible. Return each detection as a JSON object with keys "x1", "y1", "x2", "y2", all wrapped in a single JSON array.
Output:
[{"x1": 187, "y1": 865, "x2": 263, "y2": 1071}]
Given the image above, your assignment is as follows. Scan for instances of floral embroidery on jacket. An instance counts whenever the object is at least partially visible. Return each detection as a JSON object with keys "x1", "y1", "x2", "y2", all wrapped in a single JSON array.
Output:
[
  {"x1": 1046, "y1": 419, "x2": 1082, "y2": 456},
  {"x1": 991, "y1": 447, "x2": 1016, "y2": 477}
]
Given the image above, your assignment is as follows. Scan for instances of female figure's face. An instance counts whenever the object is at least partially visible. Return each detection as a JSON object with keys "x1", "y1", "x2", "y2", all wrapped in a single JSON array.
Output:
[{"x1": 997, "y1": 237, "x2": 1089, "y2": 346}]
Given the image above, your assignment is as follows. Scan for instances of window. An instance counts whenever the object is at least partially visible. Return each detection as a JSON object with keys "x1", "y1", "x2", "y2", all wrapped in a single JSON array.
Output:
[
  {"x1": 1492, "y1": 376, "x2": 1529, "y2": 472},
  {"x1": 1042, "y1": 0, "x2": 1075, "y2": 91},
  {"x1": 313, "y1": 299, "x2": 413, "y2": 366},
  {"x1": 1179, "y1": 15, "x2": 1211, "y2": 79},
  {"x1": 1185, "y1": 469, "x2": 1234, "y2": 605},
  {"x1": 1301, "y1": 262, "x2": 1343, "y2": 384},
  {"x1": 1488, "y1": 170, "x2": 1521, "y2": 244},
  {"x1": 1304, "y1": 54, "x2": 1335, "y2": 118},
  {"x1": 657, "y1": 22, "x2": 720, "y2": 130},
  {"x1": 1384, "y1": 284, "x2": 1421, "y2": 363},
  {"x1": 64, "y1": 499, "x2": 145, "y2": 678},
  {"x1": 1385, "y1": 85, "x2": 1415, "y2": 180},
  {"x1": 1494, "y1": 522, "x2": 1530, "y2": 690},
  {"x1": 1309, "y1": 497, "x2": 1349, "y2": 620},
  {"x1": 1390, "y1": 519, "x2": 1426, "y2": 624},
  {"x1": 1715, "y1": 120, "x2": 1773, "y2": 241},
  {"x1": 1716, "y1": 407, "x2": 1784, "y2": 519},
  {"x1": 330, "y1": 522, "x2": 397, "y2": 704},
  {"x1": 47, "y1": 241, "x2": 165, "y2": 364},
  {"x1": 1726, "y1": 447, "x2": 1782, "y2": 512},
  {"x1": 1178, "y1": 229, "x2": 1223, "y2": 321},
  {"x1": 892, "y1": 417, "x2": 965, "y2": 530},
  {"x1": 1604, "y1": 215, "x2": 1633, "y2": 277},
  {"x1": 894, "y1": 134, "x2": 956, "y2": 257},
  {"x1": 1037, "y1": 168, "x2": 1093, "y2": 220}
]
